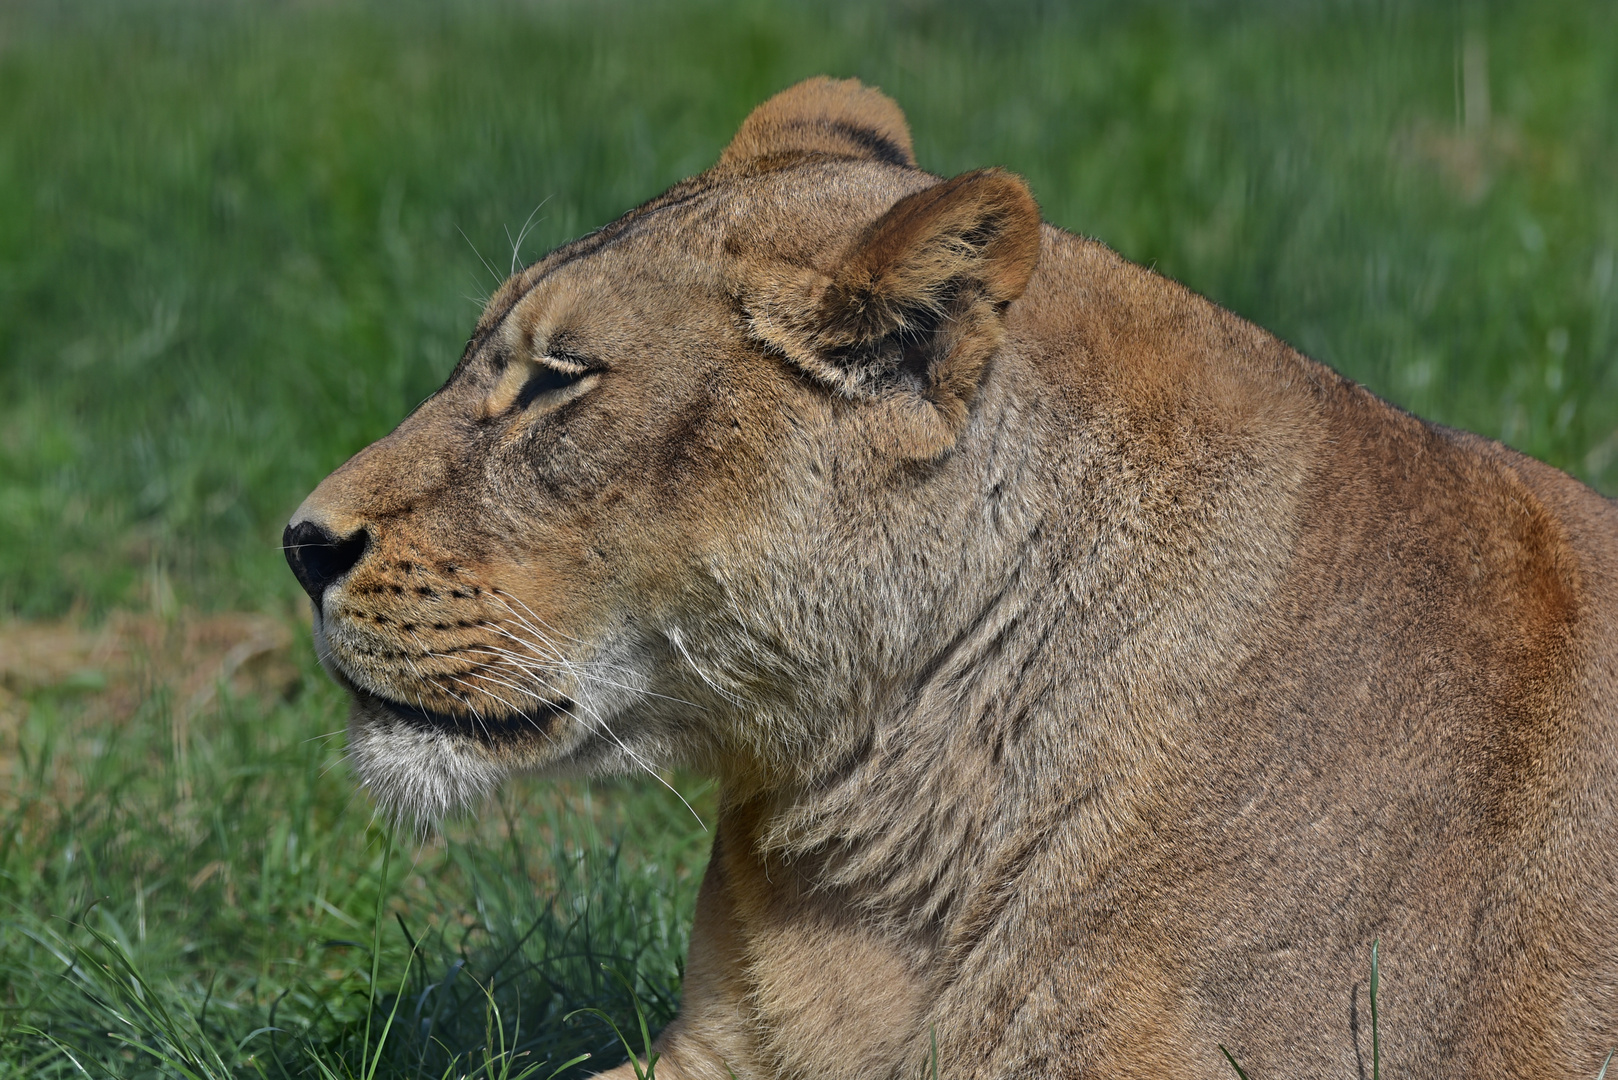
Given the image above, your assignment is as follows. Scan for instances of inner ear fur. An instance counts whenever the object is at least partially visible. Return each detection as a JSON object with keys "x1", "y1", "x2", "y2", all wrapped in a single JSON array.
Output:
[
  {"x1": 719, "y1": 77, "x2": 916, "y2": 170},
  {"x1": 820, "y1": 168, "x2": 1040, "y2": 349},
  {"x1": 753, "y1": 169, "x2": 1041, "y2": 456}
]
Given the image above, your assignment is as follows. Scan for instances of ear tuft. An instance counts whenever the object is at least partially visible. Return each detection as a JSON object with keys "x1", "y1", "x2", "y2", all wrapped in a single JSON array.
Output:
[{"x1": 719, "y1": 77, "x2": 916, "y2": 170}]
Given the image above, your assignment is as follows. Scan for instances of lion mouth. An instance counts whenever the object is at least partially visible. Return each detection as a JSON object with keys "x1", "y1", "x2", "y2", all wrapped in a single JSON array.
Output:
[{"x1": 366, "y1": 690, "x2": 572, "y2": 743}]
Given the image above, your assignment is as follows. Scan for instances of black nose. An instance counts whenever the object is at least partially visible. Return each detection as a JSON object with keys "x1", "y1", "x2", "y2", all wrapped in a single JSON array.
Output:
[{"x1": 283, "y1": 520, "x2": 369, "y2": 604}]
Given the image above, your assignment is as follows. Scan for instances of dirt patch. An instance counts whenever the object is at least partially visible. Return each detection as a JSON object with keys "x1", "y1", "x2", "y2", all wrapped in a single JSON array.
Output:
[{"x1": 0, "y1": 610, "x2": 303, "y2": 756}]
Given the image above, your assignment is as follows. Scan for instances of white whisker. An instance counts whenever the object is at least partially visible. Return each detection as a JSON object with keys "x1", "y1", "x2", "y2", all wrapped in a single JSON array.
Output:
[
  {"x1": 506, "y1": 196, "x2": 552, "y2": 275},
  {"x1": 437, "y1": 668, "x2": 556, "y2": 745},
  {"x1": 405, "y1": 628, "x2": 493, "y2": 743},
  {"x1": 457, "y1": 224, "x2": 503, "y2": 285},
  {"x1": 462, "y1": 636, "x2": 701, "y2": 710},
  {"x1": 667, "y1": 627, "x2": 750, "y2": 709}
]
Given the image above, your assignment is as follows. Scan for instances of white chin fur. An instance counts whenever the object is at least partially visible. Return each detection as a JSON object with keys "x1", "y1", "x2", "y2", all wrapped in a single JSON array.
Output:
[{"x1": 346, "y1": 711, "x2": 507, "y2": 827}]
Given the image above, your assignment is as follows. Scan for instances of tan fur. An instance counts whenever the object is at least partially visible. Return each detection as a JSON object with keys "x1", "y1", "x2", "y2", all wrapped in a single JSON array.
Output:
[
  {"x1": 288, "y1": 79, "x2": 1618, "y2": 1077},
  {"x1": 718, "y1": 77, "x2": 916, "y2": 172}
]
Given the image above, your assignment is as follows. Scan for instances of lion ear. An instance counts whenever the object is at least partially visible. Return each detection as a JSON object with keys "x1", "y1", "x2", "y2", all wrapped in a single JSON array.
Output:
[
  {"x1": 816, "y1": 170, "x2": 1042, "y2": 449},
  {"x1": 718, "y1": 77, "x2": 916, "y2": 170},
  {"x1": 745, "y1": 169, "x2": 1041, "y2": 458},
  {"x1": 819, "y1": 168, "x2": 1040, "y2": 348}
]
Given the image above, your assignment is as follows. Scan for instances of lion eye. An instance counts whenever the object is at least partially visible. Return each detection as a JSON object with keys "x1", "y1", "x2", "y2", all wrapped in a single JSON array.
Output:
[{"x1": 514, "y1": 358, "x2": 589, "y2": 411}]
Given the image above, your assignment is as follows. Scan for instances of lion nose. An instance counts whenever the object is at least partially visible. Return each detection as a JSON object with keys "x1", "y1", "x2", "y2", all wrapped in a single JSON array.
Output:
[{"x1": 283, "y1": 519, "x2": 370, "y2": 604}]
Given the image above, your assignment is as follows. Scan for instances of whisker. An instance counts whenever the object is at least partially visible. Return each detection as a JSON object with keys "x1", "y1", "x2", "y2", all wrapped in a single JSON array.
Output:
[
  {"x1": 482, "y1": 594, "x2": 686, "y2": 702},
  {"x1": 457, "y1": 641, "x2": 705, "y2": 828},
  {"x1": 437, "y1": 669, "x2": 556, "y2": 745},
  {"x1": 476, "y1": 606, "x2": 658, "y2": 691},
  {"x1": 457, "y1": 224, "x2": 503, "y2": 285},
  {"x1": 666, "y1": 627, "x2": 750, "y2": 709},
  {"x1": 427, "y1": 649, "x2": 568, "y2": 721},
  {"x1": 421, "y1": 648, "x2": 646, "y2": 781},
  {"x1": 461, "y1": 636, "x2": 701, "y2": 710},
  {"x1": 507, "y1": 195, "x2": 552, "y2": 275},
  {"x1": 404, "y1": 628, "x2": 493, "y2": 743},
  {"x1": 480, "y1": 621, "x2": 641, "y2": 693},
  {"x1": 489, "y1": 590, "x2": 593, "y2": 649}
]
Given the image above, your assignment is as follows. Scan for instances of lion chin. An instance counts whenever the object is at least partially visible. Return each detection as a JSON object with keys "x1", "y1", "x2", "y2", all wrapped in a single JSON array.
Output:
[
  {"x1": 344, "y1": 695, "x2": 509, "y2": 826},
  {"x1": 285, "y1": 76, "x2": 1618, "y2": 1079},
  {"x1": 343, "y1": 691, "x2": 665, "y2": 827},
  {"x1": 307, "y1": 578, "x2": 668, "y2": 824},
  {"x1": 343, "y1": 683, "x2": 668, "y2": 827}
]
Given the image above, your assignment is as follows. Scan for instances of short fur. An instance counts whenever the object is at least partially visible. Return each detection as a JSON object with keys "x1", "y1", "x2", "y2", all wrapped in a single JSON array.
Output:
[{"x1": 287, "y1": 78, "x2": 1618, "y2": 1078}]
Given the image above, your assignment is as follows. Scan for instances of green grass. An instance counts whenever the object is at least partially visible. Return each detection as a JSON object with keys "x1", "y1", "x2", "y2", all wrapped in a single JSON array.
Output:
[
  {"x1": 2, "y1": 639, "x2": 713, "y2": 1077},
  {"x1": 1, "y1": 0, "x2": 1616, "y2": 1075}
]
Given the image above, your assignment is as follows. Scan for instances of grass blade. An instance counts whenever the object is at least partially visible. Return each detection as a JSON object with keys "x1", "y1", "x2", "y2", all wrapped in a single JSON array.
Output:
[{"x1": 1218, "y1": 1044, "x2": 1252, "y2": 1080}]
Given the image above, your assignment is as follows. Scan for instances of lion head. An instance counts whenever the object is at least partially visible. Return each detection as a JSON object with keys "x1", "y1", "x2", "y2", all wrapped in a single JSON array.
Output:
[{"x1": 285, "y1": 78, "x2": 1042, "y2": 822}]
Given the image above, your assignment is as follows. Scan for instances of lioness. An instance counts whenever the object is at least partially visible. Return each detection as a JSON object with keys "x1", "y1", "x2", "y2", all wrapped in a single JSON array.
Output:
[{"x1": 286, "y1": 78, "x2": 1618, "y2": 1077}]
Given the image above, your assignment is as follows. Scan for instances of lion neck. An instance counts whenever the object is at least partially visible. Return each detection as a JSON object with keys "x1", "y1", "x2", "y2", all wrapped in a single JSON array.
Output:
[{"x1": 707, "y1": 233, "x2": 1315, "y2": 956}]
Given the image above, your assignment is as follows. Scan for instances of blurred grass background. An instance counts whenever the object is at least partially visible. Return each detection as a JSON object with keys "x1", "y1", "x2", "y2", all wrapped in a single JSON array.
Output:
[
  {"x1": 1, "y1": 0, "x2": 1614, "y2": 1075},
  {"x1": 3, "y1": 0, "x2": 1615, "y2": 618}
]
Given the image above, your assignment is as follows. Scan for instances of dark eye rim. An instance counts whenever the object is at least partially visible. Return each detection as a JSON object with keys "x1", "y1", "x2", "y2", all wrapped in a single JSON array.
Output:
[{"x1": 514, "y1": 357, "x2": 592, "y2": 411}]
